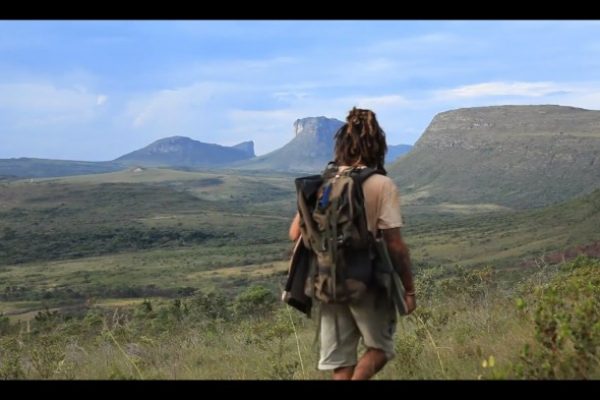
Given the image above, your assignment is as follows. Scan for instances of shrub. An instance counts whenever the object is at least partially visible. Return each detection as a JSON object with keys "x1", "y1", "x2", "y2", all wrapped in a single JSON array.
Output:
[
  {"x1": 232, "y1": 285, "x2": 276, "y2": 319},
  {"x1": 514, "y1": 256, "x2": 600, "y2": 379}
]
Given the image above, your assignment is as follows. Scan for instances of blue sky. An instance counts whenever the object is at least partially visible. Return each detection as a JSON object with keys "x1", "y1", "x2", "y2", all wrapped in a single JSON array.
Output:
[{"x1": 1, "y1": 20, "x2": 600, "y2": 161}]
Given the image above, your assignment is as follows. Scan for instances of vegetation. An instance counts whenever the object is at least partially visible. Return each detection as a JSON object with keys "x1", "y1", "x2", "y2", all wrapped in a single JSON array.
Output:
[
  {"x1": 403, "y1": 188, "x2": 600, "y2": 270},
  {"x1": 1, "y1": 166, "x2": 599, "y2": 379},
  {"x1": 0, "y1": 171, "x2": 293, "y2": 266},
  {"x1": 0, "y1": 256, "x2": 597, "y2": 379}
]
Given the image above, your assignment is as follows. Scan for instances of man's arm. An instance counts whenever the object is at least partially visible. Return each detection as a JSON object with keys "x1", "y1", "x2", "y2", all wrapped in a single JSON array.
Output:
[
  {"x1": 289, "y1": 212, "x2": 301, "y2": 242},
  {"x1": 382, "y1": 227, "x2": 416, "y2": 313}
]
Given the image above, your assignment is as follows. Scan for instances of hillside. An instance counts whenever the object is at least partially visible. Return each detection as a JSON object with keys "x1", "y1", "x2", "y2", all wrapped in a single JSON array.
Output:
[
  {"x1": 404, "y1": 187, "x2": 600, "y2": 269},
  {"x1": 389, "y1": 105, "x2": 600, "y2": 209},
  {"x1": 0, "y1": 168, "x2": 295, "y2": 267}
]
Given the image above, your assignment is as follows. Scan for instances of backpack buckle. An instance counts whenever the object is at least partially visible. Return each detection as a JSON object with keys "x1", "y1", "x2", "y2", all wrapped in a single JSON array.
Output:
[{"x1": 320, "y1": 236, "x2": 328, "y2": 252}]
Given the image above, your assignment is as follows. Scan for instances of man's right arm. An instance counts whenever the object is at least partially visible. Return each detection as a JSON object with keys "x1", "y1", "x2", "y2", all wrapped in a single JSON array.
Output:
[{"x1": 382, "y1": 227, "x2": 416, "y2": 313}]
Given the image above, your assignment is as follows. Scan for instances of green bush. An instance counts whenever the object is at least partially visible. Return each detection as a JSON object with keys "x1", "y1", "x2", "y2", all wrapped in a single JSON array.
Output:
[
  {"x1": 191, "y1": 291, "x2": 231, "y2": 321},
  {"x1": 232, "y1": 285, "x2": 277, "y2": 319},
  {"x1": 514, "y1": 256, "x2": 600, "y2": 379}
]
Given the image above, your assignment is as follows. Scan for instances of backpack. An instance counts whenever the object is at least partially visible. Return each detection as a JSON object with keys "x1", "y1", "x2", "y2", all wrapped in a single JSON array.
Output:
[{"x1": 295, "y1": 163, "x2": 382, "y2": 304}]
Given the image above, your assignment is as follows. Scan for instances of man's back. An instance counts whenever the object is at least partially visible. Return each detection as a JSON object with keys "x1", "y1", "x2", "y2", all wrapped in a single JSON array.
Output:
[{"x1": 337, "y1": 166, "x2": 404, "y2": 236}]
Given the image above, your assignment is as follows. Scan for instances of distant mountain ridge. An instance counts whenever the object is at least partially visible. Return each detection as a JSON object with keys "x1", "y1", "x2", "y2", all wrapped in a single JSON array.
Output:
[
  {"x1": 231, "y1": 141, "x2": 255, "y2": 157},
  {"x1": 115, "y1": 136, "x2": 255, "y2": 167},
  {"x1": 0, "y1": 158, "x2": 122, "y2": 179},
  {"x1": 0, "y1": 122, "x2": 413, "y2": 178},
  {"x1": 389, "y1": 105, "x2": 600, "y2": 209},
  {"x1": 386, "y1": 144, "x2": 413, "y2": 164}
]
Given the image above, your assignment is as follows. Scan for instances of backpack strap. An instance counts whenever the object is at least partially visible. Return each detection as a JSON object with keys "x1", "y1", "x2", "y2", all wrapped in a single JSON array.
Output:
[
  {"x1": 352, "y1": 166, "x2": 385, "y2": 185},
  {"x1": 348, "y1": 166, "x2": 384, "y2": 245}
]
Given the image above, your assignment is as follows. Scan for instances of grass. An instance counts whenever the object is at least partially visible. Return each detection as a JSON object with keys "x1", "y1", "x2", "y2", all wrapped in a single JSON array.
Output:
[
  {"x1": 0, "y1": 243, "x2": 290, "y2": 311},
  {"x1": 0, "y1": 166, "x2": 599, "y2": 379},
  {"x1": 0, "y1": 170, "x2": 294, "y2": 266},
  {"x1": 1, "y1": 256, "x2": 597, "y2": 379},
  {"x1": 1, "y1": 172, "x2": 598, "y2": 319},
  {"x1": 403, "y1": 188, "x2": 600, "y2": 269}
]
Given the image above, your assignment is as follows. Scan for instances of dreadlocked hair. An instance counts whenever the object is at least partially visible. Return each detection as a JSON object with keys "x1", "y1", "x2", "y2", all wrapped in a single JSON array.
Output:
[{"x1": 334, "y1": 107, "x2": 388, "y2": 173}]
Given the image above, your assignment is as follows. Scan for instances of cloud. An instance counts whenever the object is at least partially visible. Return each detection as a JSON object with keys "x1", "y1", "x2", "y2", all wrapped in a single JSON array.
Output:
[
  {"x1": 126, "y1": 82, "x2": 236, "y2": 130},
  {"x1": 227, "y1": 108, "x2": 330, "y2": 155},
  {"x1": 96, "y1": 95, "x2": 108, "y2": 106},
  {"x1": 0, "y1": 83, "x2": 103, "y2": 128},
  {"x1": 226, "y1": 93, "x2": 419, "y2": 153},
  {"x1": 355, "y1": 95, "x2": 409, "y2": 108},
  {"x1": 435, "y1": 81, "x2": 563, "y2": 100},
  {"x1": 430, "y1": 81, "x2": 600, "y2": 112}
]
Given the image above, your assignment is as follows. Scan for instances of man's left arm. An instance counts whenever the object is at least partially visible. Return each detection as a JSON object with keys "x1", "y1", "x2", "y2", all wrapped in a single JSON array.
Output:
[{"x1": 289, "y1": 212, "x2": 301, "y2": 241}]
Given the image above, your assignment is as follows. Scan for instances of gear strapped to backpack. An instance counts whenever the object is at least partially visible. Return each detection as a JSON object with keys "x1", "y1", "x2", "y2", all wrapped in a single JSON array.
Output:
[{"x1": 296, "y1": 163, "x2": 382, "y2": 304}]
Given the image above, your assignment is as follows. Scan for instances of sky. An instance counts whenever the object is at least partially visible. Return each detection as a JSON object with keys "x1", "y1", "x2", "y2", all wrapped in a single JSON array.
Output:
[{"x1": 1, "y1": 20, "x2": 600, "y2": 161}]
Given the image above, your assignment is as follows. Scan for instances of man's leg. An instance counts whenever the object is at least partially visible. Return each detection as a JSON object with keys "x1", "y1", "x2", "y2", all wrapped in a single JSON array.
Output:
[
  {"x1": 318, "y1": 303, "x2": 360, "y2": 377},
  {"x1": 333, "y1": 365, "x2": 355, "y2": 380},
  {"x1": 351, "y1": 348, "x2": 387, "y2": 380},
  {"x1": 349, "y1": 290, "x2": 397, "y2": 380}
]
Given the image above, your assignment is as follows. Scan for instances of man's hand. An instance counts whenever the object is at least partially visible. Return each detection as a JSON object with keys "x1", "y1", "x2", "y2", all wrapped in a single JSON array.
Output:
[{"x1": 403, "y1": 293, "x2": 416, "y2": 314}]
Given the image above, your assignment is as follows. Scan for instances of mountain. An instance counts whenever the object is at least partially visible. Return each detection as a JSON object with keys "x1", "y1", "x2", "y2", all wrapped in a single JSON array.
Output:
[
  {"x1": 389, "y1": 105, "x2": 600, "y2": 209},
  {"x1": 115, "y1": 136, "x2": 255, "y2": 167},
  {"x1": 232, "y1": 117, "x2": 343, "y2": 172},
  {"x1": 386, "y1": 144, "x2": 413, "y2": 164},
  {"x1": 231, "y1": 141, "x2": 255, "y2": 157},
  {"x1": 0, "y1": 158, "x2": 123, "y2": 179},
  {"x1": 233, "y1": 117, "x2": 413, "y2": 173}
]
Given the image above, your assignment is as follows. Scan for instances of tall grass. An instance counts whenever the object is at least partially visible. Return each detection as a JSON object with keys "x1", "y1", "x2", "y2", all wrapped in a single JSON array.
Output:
[{"x1": 2, "y1": 257, "x2": 598, "y2": 380}]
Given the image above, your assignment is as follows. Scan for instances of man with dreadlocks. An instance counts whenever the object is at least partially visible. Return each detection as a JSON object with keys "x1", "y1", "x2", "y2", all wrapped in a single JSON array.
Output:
[{"x1": 288, "y1": 107, "x2": 416, "y2": 380}]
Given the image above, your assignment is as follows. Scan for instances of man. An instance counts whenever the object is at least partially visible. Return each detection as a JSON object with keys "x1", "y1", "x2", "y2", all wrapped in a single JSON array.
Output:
[{"x1": 288, "y1": 107, "x2": 416, "y2": 380}]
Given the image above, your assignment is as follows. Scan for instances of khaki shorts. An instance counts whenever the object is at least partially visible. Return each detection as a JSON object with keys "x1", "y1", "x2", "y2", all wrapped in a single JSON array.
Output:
[{"x1": 318, "y1": 288, "x2": 397, "y2": 370}]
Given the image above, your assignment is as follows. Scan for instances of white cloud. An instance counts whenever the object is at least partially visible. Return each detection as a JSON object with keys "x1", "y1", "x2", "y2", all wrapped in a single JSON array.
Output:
[
  {"x1": 0, "y1": 83, "x2": 103, "y2": 128},
  {"x1": 126, "y1": 82, "x2": 237, "y2": 130},
  {"x1": 227, "y1": 108, "x2": 312, "y2": 155},
  {"x1": 429, "y1": 81, "x2": 600, "y2": 113},
  {"x1": 436, "y1": 81, "x2": 562, "y2": 100},
  {"x1": 272, "y1": 91, "x2": 310, "y2": 102},
  {"x1": 355, "y1": 95, "x2": 409, "y2": 108},
  {"x1": 96, "y1": 95, "x2": 108, "y2": 106}
]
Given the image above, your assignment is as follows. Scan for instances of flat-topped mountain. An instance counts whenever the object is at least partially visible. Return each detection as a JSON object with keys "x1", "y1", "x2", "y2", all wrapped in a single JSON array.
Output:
[{"x1": 389, "y1": 105, "x2": 600, "y2": 209}]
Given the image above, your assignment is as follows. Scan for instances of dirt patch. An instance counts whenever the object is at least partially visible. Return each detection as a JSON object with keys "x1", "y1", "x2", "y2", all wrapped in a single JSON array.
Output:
[{"x1": 521, "y1": 240, "x2": 600, "y2": 268}]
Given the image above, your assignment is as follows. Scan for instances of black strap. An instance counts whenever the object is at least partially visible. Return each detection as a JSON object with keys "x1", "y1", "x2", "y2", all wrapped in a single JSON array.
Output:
[
  {"x1": 349, "y1": 166, "x2": 382, "y2": 250},
  {"x1": 352, "y1": 166, "x2": 384, "y2": 185}
]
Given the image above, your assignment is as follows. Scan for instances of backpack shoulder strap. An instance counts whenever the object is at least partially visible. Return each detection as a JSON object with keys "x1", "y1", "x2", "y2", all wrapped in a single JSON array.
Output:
[
  {"x1": 350, "y1": 166, "x2": 385, "y2": 186},
  {"x1": 347, "y1": 166, "x2": 385, "y2": 243}
]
